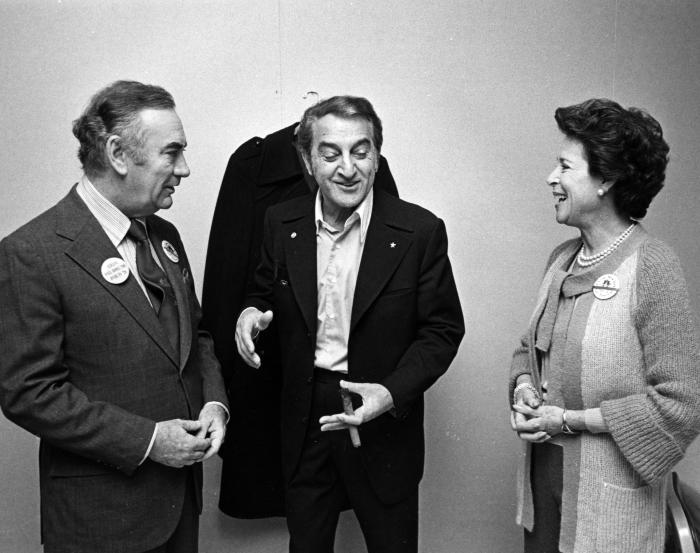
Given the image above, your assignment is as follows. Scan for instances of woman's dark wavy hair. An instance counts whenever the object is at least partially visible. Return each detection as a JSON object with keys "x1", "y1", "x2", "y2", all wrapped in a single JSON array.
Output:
[
  {"x1": 297, "y1": 95, "x2": 383, "y2": 157},
  {"x1": 72, "y1": 80, "x2": 175, "y2": 176},
  {"x1": 554, "y1": 98, "x2": 669, "y2": 219}
]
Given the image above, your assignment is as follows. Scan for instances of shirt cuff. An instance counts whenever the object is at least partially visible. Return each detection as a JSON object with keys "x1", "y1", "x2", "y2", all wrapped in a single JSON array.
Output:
[
  {"x1": 139, "y1": 422, "x2": 159, "y2": 465},
  {"x1": 204, "y1": 401, "x2": 230, "y2": 423}
]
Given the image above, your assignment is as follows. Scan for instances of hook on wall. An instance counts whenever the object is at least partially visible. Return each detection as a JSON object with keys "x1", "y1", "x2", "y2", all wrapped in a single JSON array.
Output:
[{"x1": 302, "y1": 91, "x2": 320, "y2": 105}]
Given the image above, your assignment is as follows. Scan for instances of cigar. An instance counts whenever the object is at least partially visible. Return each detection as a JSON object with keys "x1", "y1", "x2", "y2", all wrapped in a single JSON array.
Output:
[{"x1": 340, "y1": 388, "x2": 361, "y2": 448}]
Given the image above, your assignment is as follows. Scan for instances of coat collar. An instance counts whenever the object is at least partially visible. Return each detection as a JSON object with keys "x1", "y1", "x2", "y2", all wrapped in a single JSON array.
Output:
[
  {"x1": 56, "y1": 187, "x2": 184, "y2": 369},
  {"x1": 258, "y1": 123, "x2": 303, "y2": 185}
]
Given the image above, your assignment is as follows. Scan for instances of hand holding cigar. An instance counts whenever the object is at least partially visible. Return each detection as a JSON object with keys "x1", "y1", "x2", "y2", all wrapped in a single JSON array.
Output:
[
  {"x1": 318, "y1": 380, "x2": 396, "y2": 447},
  {"x1": 340, "y1": 388, "x2": 362, "y2": 448}
]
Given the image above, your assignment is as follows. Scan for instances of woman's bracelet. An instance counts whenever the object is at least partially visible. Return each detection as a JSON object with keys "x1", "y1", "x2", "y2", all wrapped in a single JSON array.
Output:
[
  {"x1": 561, "y1": 409, "x2": 580, "y2": 435},
  {"x1": 513, "y1": 382, "x2": 540, "y2": 405}
]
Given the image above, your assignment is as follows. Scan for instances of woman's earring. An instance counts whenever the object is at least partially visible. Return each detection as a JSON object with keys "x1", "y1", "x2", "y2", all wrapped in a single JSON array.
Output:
[{"x1": 597, "y1": 188, "x2": 605, "y2": 197}]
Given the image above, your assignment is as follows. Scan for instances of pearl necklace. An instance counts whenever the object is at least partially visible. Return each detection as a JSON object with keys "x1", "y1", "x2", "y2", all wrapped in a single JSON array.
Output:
[{"x1": 576, "y1": 223, "x2": 637, "y2": 268}]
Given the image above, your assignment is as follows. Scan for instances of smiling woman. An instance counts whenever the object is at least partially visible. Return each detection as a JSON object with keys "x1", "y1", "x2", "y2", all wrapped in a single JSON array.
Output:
[
  {"x1": 508, "y1": 99, "x2": 700, "y2": 553},
  {"x1": 548, "y1": 137, "x2": 607, "y2": 229}
]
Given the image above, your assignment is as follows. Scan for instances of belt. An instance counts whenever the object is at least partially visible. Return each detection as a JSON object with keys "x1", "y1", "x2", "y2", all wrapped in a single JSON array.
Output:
[{"x1": 313, "y1": 367, "x2": 348, "y2": 383}]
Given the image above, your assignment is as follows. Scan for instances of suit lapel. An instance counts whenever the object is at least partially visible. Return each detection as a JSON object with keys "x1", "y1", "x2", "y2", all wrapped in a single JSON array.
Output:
[
  {"x1": 281, "y1": 205, "x2": 318, "y2": 337},
  {"x1": 351, "y1": 193, "x2": 413, "y2": 332},
  {"x1": 58, "y1": 190, "x2": 179, "y2": 367},
  {"x1": 148, "y1": 218, "x2": 192, "y2": 370}
]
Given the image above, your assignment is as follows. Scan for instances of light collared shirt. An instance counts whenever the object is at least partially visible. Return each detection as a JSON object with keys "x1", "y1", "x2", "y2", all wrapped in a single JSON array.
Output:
[
  {"x1": 76, "y1": 175, "x2": 158, "y2": 304},
  {"x1": 76, "y1": 176, "x2": 228, "y2": 462},
  {"x1": 314, "y1": 188, "x2": 373, "y2": 373}
]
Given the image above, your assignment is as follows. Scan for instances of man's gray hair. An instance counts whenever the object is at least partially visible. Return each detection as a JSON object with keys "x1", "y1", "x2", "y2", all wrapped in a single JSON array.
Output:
[
  {"x1": 72, "y1": 80, "x2": 175, "y2": 175},
  {"x1": 296, "y1": 95, "x2": 383, "y2": 157}
]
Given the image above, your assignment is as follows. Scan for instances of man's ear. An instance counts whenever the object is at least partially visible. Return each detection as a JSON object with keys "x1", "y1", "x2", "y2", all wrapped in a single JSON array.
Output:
[{"x1": 105, "y1": 135, "x2": 128, "y2": 176}]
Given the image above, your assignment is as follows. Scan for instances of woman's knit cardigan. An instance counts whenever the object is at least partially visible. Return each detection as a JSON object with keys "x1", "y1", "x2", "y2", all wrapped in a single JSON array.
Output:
[{"x1": 509, "y1": 227, "x2": 700, "y2": 553}]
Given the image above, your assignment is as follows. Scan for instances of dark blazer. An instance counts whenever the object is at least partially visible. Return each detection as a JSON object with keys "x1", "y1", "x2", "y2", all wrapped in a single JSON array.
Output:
[
  {"x1": 201, "y1": 123, "x2": 398, "y2": 517},
  {"x1": 245, "y1": 188, "x2": 464, "y2": 504},
  {"x1": 0, "y1": 187, "x2": 228, "y2": 553}
]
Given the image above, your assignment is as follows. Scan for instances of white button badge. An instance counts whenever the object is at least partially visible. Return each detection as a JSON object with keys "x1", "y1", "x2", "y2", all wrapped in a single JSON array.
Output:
[
  {"x1": 161, "y1": 240, "x2": 179, "y2": 263},
  {"x1": 101, "y1": 257, "x2": 129, "y2": 285},
  {"x1": 593, "y1": 274, "x2": 620, "y2": 300}
]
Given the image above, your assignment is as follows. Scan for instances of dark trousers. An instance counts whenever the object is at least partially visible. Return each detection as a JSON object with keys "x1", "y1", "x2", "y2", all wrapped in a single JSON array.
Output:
[
  {"x1": 524, "y1": 442, "x2": 563, "y2": 553},
  {"x1": 285, "y1": 369, "x2": 418, "y2": 553},
  {"x1": 146, "y1": 469, "x2": 199, "y2": 553}
]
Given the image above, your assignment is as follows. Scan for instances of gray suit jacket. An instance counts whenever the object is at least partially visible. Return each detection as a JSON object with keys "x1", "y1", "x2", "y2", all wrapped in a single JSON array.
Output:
[{"x1": 0, "y1": 187, "x2": 227, "y2": 553}]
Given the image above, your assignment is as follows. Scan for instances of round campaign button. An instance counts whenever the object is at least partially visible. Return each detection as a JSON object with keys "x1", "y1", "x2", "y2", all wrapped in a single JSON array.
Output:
[
  {"x1": 161, "y1": 240, "x2": 179, "y2": 263},
  {"x1": 101, "y1": 257, "x2": 129, "y2": 285},
  {"x1": 593, "y1": 274, "x2": 619, "y2": 300}
]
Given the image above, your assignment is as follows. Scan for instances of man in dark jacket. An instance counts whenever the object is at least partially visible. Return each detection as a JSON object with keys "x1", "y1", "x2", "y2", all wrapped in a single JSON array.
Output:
[
  {"x1": 202, "y1": 119, "x2": 398, "y2": 518},
  {"x1": 235, "y1": 96, "x2": 464, "y2": 552}
]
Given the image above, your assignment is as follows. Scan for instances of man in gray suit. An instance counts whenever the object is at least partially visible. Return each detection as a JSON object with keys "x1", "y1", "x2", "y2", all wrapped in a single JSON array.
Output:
[{"x1": 0, "y1": 80, "x2": 228, "y2": 553}]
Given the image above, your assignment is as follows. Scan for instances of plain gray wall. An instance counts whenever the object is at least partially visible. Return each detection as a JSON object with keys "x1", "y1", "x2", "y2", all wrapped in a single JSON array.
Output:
[{"x1": 1, "y1": 1, "x2": 699, "y2": 551}]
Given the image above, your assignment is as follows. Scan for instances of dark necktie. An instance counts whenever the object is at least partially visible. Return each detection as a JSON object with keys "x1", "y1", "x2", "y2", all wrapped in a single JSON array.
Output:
[{"x1": 127, "y1": 220, "x2": 180, "y2": 358}]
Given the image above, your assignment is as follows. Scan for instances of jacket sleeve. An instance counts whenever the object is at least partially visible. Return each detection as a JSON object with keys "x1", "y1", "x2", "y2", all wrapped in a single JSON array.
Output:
[
  {"x1": 601, "y1": 241, "x2": 700, "y2": 484},
  {"x1": 0, "y1": 236, "x2": 155, "y2": 475},
  {"x1": 508, "y1": 332, "x2": 532, "y2": 403},
  {"x1": 381, "y1": 218, "x2": 465, "y2": 416}
]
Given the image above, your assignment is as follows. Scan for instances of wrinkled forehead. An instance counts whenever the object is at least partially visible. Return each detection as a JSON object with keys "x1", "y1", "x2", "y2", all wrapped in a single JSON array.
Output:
[{"x1": 310, "y1": 114, "x2": 375, "y2": 149}]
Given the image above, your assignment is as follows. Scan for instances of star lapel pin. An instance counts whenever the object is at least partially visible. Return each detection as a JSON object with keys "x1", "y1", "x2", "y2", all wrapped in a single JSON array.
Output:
[{"x1": 390, "y1": 242, "x2": 397, "y2": 248}]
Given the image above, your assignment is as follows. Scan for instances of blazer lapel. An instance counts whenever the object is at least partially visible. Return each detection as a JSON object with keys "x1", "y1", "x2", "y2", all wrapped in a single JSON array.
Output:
[
  {"x1": 148, "y1": 219, "x2": 192, "y2": 370},
  {"x1": 58, "y1": 189, "x2": 179, "y2": 367},
  {"x1": 351, "y1": 196, "x2": 413, "y2": 332},
  {"x1": 281, "y1": 207, "x2": 318, "y2": 337}
]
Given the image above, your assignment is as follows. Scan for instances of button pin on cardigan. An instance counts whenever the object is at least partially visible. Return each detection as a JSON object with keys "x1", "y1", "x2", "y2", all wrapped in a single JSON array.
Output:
[{"x1": 593, "y1": 274, "x2": 619, "y2": 300}]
